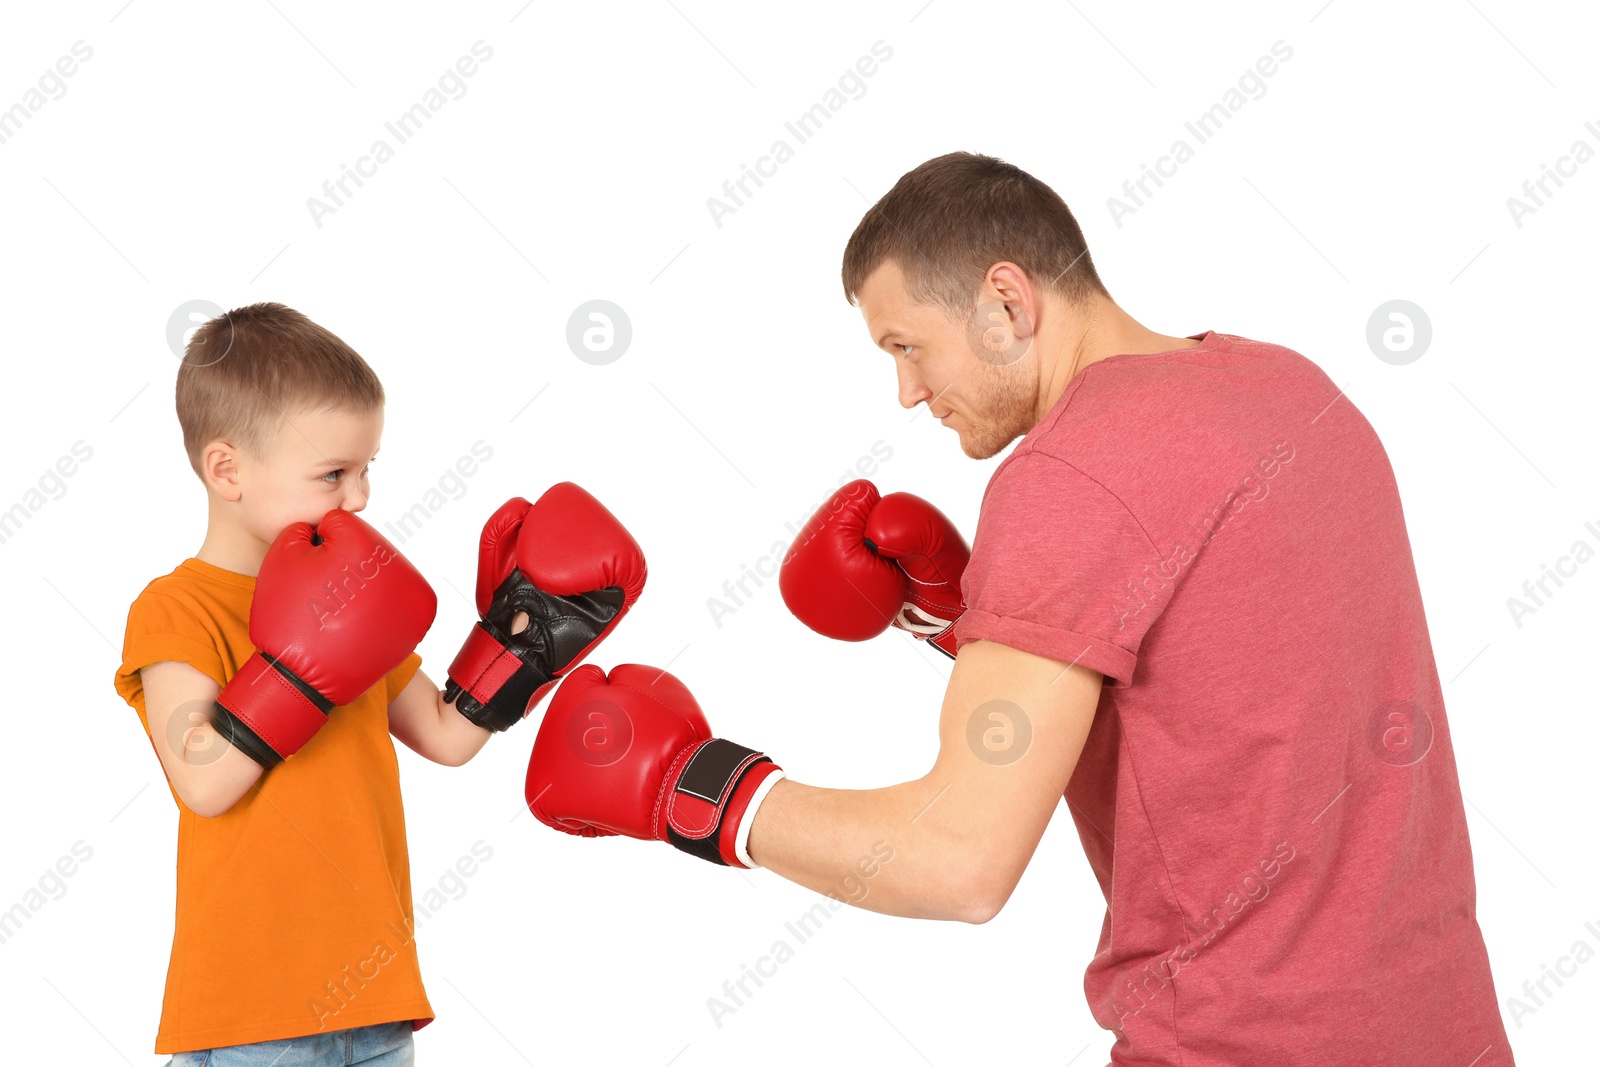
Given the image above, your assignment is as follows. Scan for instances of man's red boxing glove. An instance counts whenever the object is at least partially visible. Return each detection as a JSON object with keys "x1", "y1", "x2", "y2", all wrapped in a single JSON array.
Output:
[
  {"x1": 212, "y1": 510, "x2": 438, "y2": 767},
  {"x1": 445, "y1": 484, "x2": 647, "y2": 731},
  {"x1": 779, "y1": 479, "x2": 970, "y2": 658},
  {"x1": 525, "y1": 664, "x2": 783, "y2": 868}
]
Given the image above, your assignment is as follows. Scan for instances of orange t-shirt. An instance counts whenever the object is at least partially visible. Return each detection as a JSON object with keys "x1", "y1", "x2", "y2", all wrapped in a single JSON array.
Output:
[{"x1": 113, "y1": 556, "x2": 435, "y2": 1054}]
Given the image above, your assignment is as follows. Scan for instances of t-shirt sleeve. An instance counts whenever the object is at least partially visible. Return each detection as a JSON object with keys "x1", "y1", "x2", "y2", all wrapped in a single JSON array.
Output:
[
  {"x1": 954, "y1": 451, "x2": 1170, "y2": 684},
  {"x1": 386, "y1": 651, "x2": 424, "y2": 704},
  {"x1": 115, "y1": 592, "x2": 229, "y2": 706}
]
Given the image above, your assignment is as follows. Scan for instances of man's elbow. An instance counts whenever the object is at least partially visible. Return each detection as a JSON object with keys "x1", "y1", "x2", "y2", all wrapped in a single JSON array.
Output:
[
  {"x1": 955, "y1": 891, "x2": 1008, "y2": 926},
  {"x1": 959, "y1": 897, "x2": 1003, "y2": 925},
  {"x1": 948, "y1": 867, "x2": 1016, "y2": 925}
]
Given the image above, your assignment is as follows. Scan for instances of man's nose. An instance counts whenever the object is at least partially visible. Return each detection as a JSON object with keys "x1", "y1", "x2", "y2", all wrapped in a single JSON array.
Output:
[{"x1": 897, "y1": 360, "x2": 931, "y2": 410}]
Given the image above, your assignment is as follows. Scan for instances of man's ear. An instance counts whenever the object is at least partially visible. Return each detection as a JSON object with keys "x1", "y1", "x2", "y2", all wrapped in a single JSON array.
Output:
[
  {"x1": 203, "y1": 439, "x2": 243, "y2": 502},
  {"x1": 967, "y1": 262, "x2": 1037, "y2": 366},
  {"x1": 985, "y1": 263, "x2": 1037, "y2": 341}
]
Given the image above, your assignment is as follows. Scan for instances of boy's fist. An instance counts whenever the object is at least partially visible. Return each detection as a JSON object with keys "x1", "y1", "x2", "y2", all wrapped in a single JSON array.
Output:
[{"x1": 212, "y1": 510, "x2": 437, "y2": 766}]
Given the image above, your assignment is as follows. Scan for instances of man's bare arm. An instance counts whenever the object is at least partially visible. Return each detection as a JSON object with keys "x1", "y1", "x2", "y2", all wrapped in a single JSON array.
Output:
[{"x1": 746, "y1": 639, "x2": 1102, "y2": 923}]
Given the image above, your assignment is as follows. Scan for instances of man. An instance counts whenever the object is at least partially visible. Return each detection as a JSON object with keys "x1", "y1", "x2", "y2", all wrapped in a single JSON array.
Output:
[{"x1": 527, "y1": 152, "x2": 1516, "y2": 1065}]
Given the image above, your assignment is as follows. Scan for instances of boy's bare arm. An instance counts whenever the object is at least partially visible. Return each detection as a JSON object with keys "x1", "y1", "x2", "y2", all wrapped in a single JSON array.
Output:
[
  {"x1": 388, "y1": 669, "x2": 493, "y2": 767},
  {"x1": 392, "y1": 606, "x2": 534, "y2": 766},
  {"x1": 140, "y1": 660, "x2": 264, "y2": 817}
]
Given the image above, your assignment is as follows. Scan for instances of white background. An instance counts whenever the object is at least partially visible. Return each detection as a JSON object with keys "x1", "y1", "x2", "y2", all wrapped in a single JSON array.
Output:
[{"x1": 2, "y1": 1, "x2": 1596, "y2": 1063}]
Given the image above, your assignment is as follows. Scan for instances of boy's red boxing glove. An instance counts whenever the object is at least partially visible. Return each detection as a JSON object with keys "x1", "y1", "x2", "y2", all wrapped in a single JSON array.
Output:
[
  {"x1": 212, "y1": 510, "x2": 438, "y2": 767},
  {"x1": 780, "y1": 479, "x2": 970, "y2": 658},
  {"x1": 525, "y1": 664, "x2": 783, "y2": 869},
  {"x1": 445, "y1": 484, "x2": 647, "y2": 732}
]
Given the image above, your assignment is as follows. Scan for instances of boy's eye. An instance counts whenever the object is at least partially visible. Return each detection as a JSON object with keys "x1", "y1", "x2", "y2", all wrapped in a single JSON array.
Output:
[
  {"x1": 322, "y1": 461, "x2": 372, "y2": 485},
  {"x1": 899, "y1": 344, "x2": 914, "y2": 357}
]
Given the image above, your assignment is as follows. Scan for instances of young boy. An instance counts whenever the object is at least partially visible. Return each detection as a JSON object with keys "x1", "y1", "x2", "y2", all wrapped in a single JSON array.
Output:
[{"x1": 113, "y1": 303, "x2": 646, "y2": 1065}]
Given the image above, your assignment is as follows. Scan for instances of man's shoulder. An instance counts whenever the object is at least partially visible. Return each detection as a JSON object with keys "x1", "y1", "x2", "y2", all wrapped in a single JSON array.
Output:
[{"x1": 1007, "y1": 331, "x2": 1326, "y2": 479}]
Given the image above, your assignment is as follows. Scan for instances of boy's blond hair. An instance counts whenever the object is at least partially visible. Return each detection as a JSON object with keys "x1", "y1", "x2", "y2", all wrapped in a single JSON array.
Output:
[{"x1": 176, "y1": 302, "x2": 385, "y2": 479}]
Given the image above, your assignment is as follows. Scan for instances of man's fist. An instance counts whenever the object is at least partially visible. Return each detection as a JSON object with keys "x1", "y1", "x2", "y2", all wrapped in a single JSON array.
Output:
[
  {"x1": 779, "y1": 480, "x2": 970, "y2": 658},
  {"x1": 446, "y1": 484, "x2": 647, "y2": 731},
  {"x1": 213, "y1": 510, "x2": 437, "y2": 766},
  {"x1": 525, "y1": 664, "x2": 782, "y2": 868}
]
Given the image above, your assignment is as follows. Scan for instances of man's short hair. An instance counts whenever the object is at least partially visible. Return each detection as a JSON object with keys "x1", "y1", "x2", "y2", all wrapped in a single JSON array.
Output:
[{"x1": 841, "y1": 151, "x2": 1109, "y2": 314}]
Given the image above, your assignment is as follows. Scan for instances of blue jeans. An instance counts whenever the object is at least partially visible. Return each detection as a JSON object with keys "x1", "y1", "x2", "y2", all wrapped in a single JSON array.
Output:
[{"x1": 164, "y1": 1020, "x2": 414, "y2": 1066}]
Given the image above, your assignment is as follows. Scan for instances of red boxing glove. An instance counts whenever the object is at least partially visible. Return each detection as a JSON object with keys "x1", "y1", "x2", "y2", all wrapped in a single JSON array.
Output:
[
  {"x1": 779, "y1": 479, "x2": 970, "y2": 658},
  {"x1": 212, "y1": 510, "x2": 437, "y2": 766},
  {"x1": 446, "y1": 484, "x2": 647, "y2": 731},
  {"x1": 525, "y1": 664, "x2": 783, "y2": 868}
]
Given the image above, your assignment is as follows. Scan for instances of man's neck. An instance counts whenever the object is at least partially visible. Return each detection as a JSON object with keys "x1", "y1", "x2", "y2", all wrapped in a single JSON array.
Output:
[{"x1": 1037, "y1": 300, "x2": 1199, "y2": 418}]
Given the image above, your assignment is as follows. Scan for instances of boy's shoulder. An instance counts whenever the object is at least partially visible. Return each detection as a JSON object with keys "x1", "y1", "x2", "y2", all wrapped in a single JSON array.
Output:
[
  {"x1": 126, "y1": 564, "x2": 221, "y2": 626},
  {"x1": 116, "y1": 561, "x2": 252, "y2": 702},
  {"x1": 134, "y1": 566, "x2": 192, "y2": 602},
  {"x1": 128, "y1": 559, "x2": 252, "y2": 615},
  {"x1": 124, "y1": 560, "x2": 256, "y2": 646}
]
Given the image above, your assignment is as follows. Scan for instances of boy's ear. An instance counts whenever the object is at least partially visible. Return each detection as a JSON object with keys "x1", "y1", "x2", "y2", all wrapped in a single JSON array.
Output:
[{"x1": 203, "y1": 439, "x2": 243, "y2": 502}]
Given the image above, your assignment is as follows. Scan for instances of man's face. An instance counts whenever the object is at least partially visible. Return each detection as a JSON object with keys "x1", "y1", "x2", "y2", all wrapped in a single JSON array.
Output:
[
  {"x1": 230, "y1": 405, "x2": 383, "y2": 545},
  {"x1": 857, "y1": 259, "x2": 1037, "y2": 459}
]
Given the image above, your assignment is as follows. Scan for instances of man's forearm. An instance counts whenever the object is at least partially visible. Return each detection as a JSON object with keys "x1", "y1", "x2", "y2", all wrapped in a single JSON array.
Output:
[{"x1": 745, "y1": 775, "x2": 1001, "y2": 924}]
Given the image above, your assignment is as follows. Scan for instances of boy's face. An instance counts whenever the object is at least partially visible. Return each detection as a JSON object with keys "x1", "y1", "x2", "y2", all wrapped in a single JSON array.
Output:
[{"x1": 226, "y1": 405, "x2": 383, "y2": 547}]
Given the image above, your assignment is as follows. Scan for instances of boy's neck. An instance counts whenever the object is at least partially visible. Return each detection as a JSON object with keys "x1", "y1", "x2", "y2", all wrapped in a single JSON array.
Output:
[
  {"x1": 195, "y1": 535, "x2": 264, "y2": 578},
  {"x1": 197, "y1": 497, "x2": 266, "y2": 578}
]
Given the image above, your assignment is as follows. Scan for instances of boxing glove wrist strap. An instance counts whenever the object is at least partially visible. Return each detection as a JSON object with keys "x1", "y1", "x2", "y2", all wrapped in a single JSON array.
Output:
[
  {"x1": 445, "y1": 623, "x2": 551, "y2": 732},
  {"x1": 658, "y1": 739, "x2": 783, "y2": 869},
  {"x1": 212, "y1": 651, "x2": 336, "y2": 767},
  {"x1": 891, "y1": 590, "x2": 962, "y2": 659},
  {"x1": 734, "y1": 766, "x2": 785, "y2": 868}
]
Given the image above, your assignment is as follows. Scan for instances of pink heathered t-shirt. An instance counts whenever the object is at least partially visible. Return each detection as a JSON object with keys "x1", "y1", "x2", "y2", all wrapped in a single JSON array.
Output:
[{"x1": 953, "y1": 330, "x2": 1514, "y2": 1066}]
